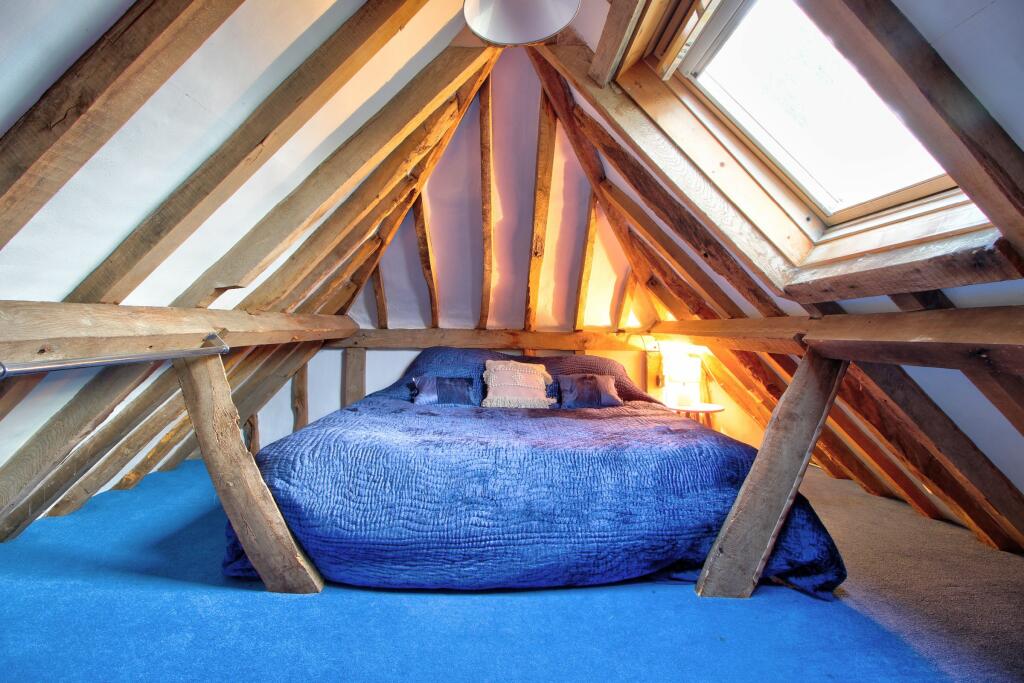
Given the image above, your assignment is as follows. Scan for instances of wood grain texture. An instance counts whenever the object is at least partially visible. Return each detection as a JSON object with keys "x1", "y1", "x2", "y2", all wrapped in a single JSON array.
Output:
[
  {"x1": 478, "y1": 75, "x2": 494, "y2": 330},
  {"x1": 536, "y1": 44, "x2": 794, "y2": 290},
  {"x1": 697, "y1": 350, "x2": 847, "y2": 598},
  {"x1": 172, "y1": 46, "x2": 495, "y2": 308},
  {"x1": 588, "y1": 0, "x2": 645, "y2": 86},
  {"x1": 412, "y1": 196, "x2": 440, "y2": 327},
  {"x1": 524, "y1": 93, "x2": 558, "y2": 331},
  {"x1": 0, "y1": 300, "x2": 357, "y2": 364},
  {"x1": 370, "y1": 267, "x2": 388, "y2": 329},
  {"x1": 66, "y1": 0, "x2": 428, "y2": 304},
  {"x1": 0, "y1": 363, "x2": 156, "y2": 540},
  {"x1": 890, "y1": 290, "x2": 1024, "y2": 437},
  {"x1": 174, "y1": 352, "x2": 322, "y2": 593},
  {"x1": 243, "y1": 414, "x2": 260, "y2": 456},
  {"x1": 0, "y1": 0, "x2": 242, "y2": 249},
  {"x1": 328, "y1": 329, "x2": 637, "y2": 351},
  {"x1": 342, "y1": 348, "x2": 366, "y2": 407},
  {"x1": 784, "y1": 230, "x2": 1023, "y2": 303},
  {"x1": 795, "y1": 0, "x2": 1024, "y2": 255}
]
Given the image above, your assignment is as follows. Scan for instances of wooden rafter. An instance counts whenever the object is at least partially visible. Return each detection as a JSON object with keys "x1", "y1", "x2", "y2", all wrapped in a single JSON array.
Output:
[
  {"x1": 795, "y1": 0, "x2": 1024, "y2": 256},
  {"x1": 67, "y1": 0, "x2": 429, "y2": 305},
  {"x1": 412, "y1": 196, "x2": 440, "y2": 327},
  {"x1": 174, "y1": 46, "x2": 495, "y2": 309},
  {"x1": 889, "y1": 290, "x2": 1024, "y2": 436},
  {"x1": 0, "y1": 50, "x2": 498, "y2": 536},
  {"x1": 524, "y1": 93, "x2": 558, "y2": 331},
  {"x1": 588, "y1": 0, "x2": 646, "y2": 86},
  {"x1": 531, "y1": 46, "x2": 945, "y2": 521},
  {"x1": 370, "y1": 267, "x2": 389, "y2": 329},
  {"x1": 478, "y1": 75, "x2": 494, "y2": 330},
  {"x1": 0, "y1": 0, "x2": 243, "y2": 250}
]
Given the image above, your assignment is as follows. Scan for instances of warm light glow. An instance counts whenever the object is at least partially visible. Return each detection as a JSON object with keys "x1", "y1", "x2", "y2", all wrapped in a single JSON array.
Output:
[{"x1": 659, "y1": 342, "x2": 710, "y2": 409}]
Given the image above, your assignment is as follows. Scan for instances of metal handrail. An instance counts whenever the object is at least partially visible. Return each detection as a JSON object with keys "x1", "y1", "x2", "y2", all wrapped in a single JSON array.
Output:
[{"x1": 0, "y1": 332, "x2": 230, "y2": 380}]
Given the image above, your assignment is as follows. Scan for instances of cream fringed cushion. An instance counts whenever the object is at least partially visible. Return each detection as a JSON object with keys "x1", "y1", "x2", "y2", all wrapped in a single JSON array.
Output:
[{"x1": 481, "y1": 360, "x2": 556, "y2": 409}]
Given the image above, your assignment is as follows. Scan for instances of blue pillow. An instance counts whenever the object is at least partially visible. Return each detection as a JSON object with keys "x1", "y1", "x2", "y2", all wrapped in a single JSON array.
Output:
[
  {"x1": 557, "y1": 374, "x2": 624, "y2": 409},
  {"x1": 412, "y1": 376, "x2": 476, "y2": 405}
]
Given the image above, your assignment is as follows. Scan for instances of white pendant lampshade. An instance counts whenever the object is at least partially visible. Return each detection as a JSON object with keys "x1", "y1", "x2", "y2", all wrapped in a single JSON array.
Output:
[{"x1": 463, "y1": 0, "x2": 581, "y2": 46}]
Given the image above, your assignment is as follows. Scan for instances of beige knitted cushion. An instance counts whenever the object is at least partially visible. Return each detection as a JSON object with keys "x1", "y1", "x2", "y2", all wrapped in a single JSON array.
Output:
[{"x1": 481, "y1": 359, "x2": 556, "y2": 409}]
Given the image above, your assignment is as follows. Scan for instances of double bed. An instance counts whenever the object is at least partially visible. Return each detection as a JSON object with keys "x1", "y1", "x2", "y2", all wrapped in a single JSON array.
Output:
[{"x1": 225, "y1": 347, "x2": 845, "y2": 597}]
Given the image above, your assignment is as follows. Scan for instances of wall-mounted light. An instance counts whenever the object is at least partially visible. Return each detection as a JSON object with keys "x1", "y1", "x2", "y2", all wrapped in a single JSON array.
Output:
[
  {"x1": 463, "y1": 0, "x2": 581, "y2": 46},
  {"x1": 659, "y1": 341, "x2": 711, "y2": 410}
]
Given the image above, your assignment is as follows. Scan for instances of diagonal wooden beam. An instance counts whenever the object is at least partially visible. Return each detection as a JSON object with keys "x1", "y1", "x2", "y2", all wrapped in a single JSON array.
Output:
[
  {"x1": 174, "y1": 350, "x2": 322, "y2": 593},
  {"x1": 239, "y1": 99, "x2": 458, "y2": 313},
  {"x1": 370, "y1": 267, "x2": 388, "y2": 329},
  {"x1": 795, "y1": 0, "x2": 1024, "y2": 256},
  {"x1": 589, "y1": 0, "x2": 646, "y2": 86},
  {"x1": 412, "y1": 196, "x2": 440, "y2": 327},
  {"x1": 0, "y1": 0, "x2": 243, "y2": 250},
  {"x1": 573, "y1": 194, "x2": 599, "y2": 331},
  {"x1": 535, "y1": 42, "x2": 794, "y2": 290},
  {"x1": 524, "y1": 93, "x2": 558, "y2": 331},
  {"x1": 890, "y1": 290, "x2": 1024, "y2": 437},
  {"x1": 67, "y1": 0, "x2": 429, "y2": 304},
  {"x1": 572, "y1": 105, "x2": 784, "y2": 317},
  {"x1": 48, "y1": 346, "x2": 269, "y2": 514},
  {"x1": 698, "y1": 350, "x2": 848, "y2": 598},
  {"x1": 173, "y1": 45, "x2": 496, "y2": 309},
  {"x1": 478, "y1": 75, "x2": 494, "y2": 330}
]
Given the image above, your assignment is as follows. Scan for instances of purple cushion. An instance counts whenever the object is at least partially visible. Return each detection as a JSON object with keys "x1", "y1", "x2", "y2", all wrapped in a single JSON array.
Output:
[
  {"x1": 556, "y1": 374, "x2": 624, "y2": 409},
  {"x1": 412, "y1": 376, "x2": 476, "y2": 405}
]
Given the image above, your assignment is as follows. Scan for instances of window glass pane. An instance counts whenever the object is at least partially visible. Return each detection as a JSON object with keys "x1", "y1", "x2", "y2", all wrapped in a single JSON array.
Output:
[{"x1": 694, "y1": 0, "x2": 945, "y2": 214}]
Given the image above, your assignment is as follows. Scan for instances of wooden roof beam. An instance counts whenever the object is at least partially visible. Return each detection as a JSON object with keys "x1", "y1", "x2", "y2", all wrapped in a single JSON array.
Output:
[
  {"x1": 478, "y1": 75, "x2": 494, "y2": 330},
  {"x1": 588, "y1": 0, "x2": 646, "y2": 86},
  {"x1": 174, "y1": 45, "x2": 497, "y2": 309},
  {"x1": 0, "y1": 0, "x2": 242, "y2": 250},
  {"x1": 67, "y1": 0, "x2": 430, "y2": 304},
  {"x1": 0, "y1": 300, "x2": 356, "y2": 366},
  {"x1": 327, "y1": 329, "x2": 638, "y2": 351}
]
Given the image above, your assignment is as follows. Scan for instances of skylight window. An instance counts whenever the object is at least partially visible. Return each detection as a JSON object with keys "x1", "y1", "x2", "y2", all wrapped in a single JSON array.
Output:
[{"x1": 683, "y1": 0, "x2": 947, "y2": 216}]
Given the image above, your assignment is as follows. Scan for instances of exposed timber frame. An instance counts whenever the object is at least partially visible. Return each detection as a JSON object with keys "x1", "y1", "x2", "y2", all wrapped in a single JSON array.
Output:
[{"x1": 698, "y1": 350, "x2": 848, "y2": 597}]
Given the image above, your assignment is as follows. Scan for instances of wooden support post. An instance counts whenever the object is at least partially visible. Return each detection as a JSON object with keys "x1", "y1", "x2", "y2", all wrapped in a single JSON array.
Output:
[
  {"x1": 573, "y1": 194, "x2": 599, "y2": 331},
  {"x1": 291, "y1": 363, "x2": 309, "y2": 432},
  {"x1": 524, "y1": 92, "x2": 557, "y2": 331},
  {"x1": 697, "y1": 350, "x2": 848, "y2": 598},
  {"x1": 370, "y1": 267, "x2": 388, "y2": 329},
  {"x1": 412, "y1": 196, "x2": 440, "y2": 327},
  {"x1": 173, "y1": 353, "x2": 322, "y2": 593},
  {"x1": 342, "y1": 348, "x2": 366, "y2": 407},
  {"x1": 478, "y1": 75, "x2": 494, "y2": 330}
]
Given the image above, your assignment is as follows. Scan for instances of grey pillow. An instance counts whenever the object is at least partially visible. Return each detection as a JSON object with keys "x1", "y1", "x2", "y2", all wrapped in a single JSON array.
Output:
[
  {"x1": 412, "y1": 376, "x2": 476, "y2": 405},
  {"x1": 556, "y1": 374, "x2": 624, "y2": 409}
]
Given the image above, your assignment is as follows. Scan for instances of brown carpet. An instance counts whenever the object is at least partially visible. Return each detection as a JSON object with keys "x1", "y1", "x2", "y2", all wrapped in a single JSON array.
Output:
[{"x1": 801, "y1": 467, "x2": 1024, "y2": 682}]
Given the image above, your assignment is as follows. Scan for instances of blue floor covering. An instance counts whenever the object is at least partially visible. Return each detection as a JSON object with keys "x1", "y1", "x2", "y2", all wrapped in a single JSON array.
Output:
[{"x1": 0, "y1": 461, "x2": 948, "y2": 681}]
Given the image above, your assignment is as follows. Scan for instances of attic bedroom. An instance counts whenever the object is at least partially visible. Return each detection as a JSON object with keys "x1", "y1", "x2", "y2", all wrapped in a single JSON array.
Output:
[{"x1": 0, "y1": 0, "x2": 1022, "y2": 680}]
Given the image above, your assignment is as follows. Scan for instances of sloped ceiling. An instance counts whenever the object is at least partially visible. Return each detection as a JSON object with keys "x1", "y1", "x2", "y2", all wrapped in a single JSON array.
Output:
[{"x1": 0, "y1": 0, "x2": 1022, "y2": 545}]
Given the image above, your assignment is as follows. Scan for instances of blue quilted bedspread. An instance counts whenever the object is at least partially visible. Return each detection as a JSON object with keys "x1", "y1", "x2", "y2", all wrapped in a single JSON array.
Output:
[{"x1": 225, "y1": 348, "x2": 845, "y2": 596}]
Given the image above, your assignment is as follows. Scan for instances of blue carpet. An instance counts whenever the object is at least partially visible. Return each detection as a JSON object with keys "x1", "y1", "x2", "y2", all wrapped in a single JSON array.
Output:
[{"x1": 0, "y1": 461, "x2": 946, "y2": 681}]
